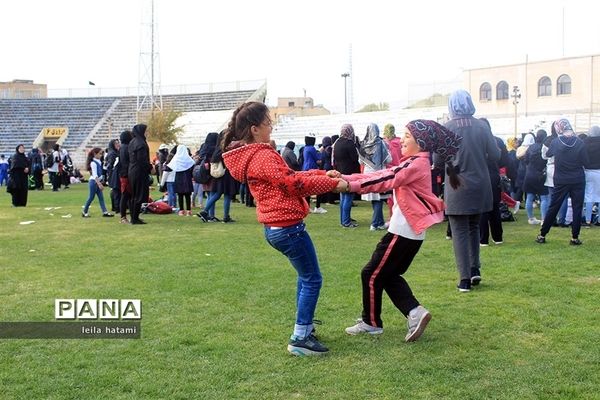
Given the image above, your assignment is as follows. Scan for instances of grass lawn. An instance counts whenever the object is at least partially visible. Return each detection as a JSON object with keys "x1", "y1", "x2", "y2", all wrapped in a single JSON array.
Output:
[{"x1": 1, "y1": 184, "x2": 599, "y2": 399}]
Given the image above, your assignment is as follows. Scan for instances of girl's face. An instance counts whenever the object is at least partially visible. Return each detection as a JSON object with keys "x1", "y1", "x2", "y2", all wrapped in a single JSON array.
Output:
[
  {"x1": 251, "y1": 117, "x2": 273, "y2": 144},
  {"x1": 17, "y1": 145, "x2": 25, "y2": 153},
  {"x1": 94, "y1": 151, "x2": 104, "y2": 159},
  {"x1": 402, "y1": 129, "x2": 422, "y2": 157}
]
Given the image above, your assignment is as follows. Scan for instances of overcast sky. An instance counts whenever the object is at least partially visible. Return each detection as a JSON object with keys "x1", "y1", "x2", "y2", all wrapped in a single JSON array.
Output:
[{"x1": 2, "y1": 0, "x2": 600, "y2": 112}]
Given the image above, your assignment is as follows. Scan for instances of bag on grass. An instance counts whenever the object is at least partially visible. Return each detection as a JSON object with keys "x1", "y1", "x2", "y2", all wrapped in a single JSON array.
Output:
[{"x1": 146, "y1": 201, "x2": 172, "y2": 214}]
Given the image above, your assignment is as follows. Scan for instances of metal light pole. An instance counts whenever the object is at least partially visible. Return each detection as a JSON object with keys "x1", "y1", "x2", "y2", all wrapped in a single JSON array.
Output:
[
  {"x1": 511, "y1": 86, "x2": 521, "y2": 138},
  {"x1": 341, "y1": 72, "x2": 350, "y2": 113}
]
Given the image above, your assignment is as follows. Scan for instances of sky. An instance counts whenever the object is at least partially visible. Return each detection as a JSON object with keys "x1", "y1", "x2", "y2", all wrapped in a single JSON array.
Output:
[{"x1": 2, "y1": 0, "x2": 600, "y2": 113}]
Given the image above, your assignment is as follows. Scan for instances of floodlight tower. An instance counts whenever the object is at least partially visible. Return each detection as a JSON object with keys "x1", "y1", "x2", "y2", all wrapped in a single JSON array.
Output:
[
  {"x1": 137, "y1": 0, "x2": 163, "y2": 120},
  {"x1": 347, "y1": 44, "x2": 354, "y2": 114}
]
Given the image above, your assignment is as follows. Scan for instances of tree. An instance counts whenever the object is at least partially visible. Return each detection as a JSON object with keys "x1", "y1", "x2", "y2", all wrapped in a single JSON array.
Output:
[
  {"x1": 141, "y1": 108, "x2": 185, "y2": 144},
  {"x1": 356, "y1": 102, "x2": 389, "y2": 113}
]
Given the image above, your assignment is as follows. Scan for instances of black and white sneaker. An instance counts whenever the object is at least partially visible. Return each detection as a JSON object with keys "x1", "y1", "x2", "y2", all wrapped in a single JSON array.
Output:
[{"x1": 457, "y1": 279, "x2": 471, "y2": 292}]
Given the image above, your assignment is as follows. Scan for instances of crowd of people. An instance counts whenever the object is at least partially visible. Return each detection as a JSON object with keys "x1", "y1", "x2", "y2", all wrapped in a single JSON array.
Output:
[{"x1": 4, "y1": 91, "x2": 600, "y2": 357}]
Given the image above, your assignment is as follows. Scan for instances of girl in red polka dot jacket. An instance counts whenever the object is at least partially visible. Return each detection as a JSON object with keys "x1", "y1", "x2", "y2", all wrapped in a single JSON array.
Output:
[{"x1": 222, "y1": 102, "x2": 347, "y2": 357}]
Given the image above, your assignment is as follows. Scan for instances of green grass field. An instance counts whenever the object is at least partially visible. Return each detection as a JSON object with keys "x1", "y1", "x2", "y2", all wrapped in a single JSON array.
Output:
[{"x1": 1, "y1": 184, "x2": 599, "y2": 399}]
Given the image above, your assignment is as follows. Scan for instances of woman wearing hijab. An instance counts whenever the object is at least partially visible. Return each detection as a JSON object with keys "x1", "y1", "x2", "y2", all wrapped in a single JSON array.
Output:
[
  {"x1": 8, "y1": 144, "x2": 30, "y2": 207},
  {"x1": 168, "y1": 144, "x2": 195, "y2": 216},
  {"x1": 359, "y1": 123, "x2": 392, "y2": 231},
  {"x1": 333, "y1": 124, "x2": 361, "y2": 227},
  {"x1": 584, "y1": 126, "x2": 600, "y2": 225},
  {"x1": 128, "y1": 124, "x2": 153, "y2": 225},
  {"x1": 438, "y1": 90, "x2": 500, "y2": 292},
  {"x1": 199, "y1": 131, "x2": 239, "y2": 223},
  {"x1": 281, "y1": 141, "x2": 300, "y2": 171},
  {"x1": 537, "y1": 119, "x2": 589, "y2": 245}
]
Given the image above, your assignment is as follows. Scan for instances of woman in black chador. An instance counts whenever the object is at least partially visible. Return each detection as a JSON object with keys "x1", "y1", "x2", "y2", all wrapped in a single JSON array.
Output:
[
  {"x1": 8, "y1": 144, "x2": 30, "y2": 206},
  {"x1": 128, "y1": 124, "x2": 152, "y2": 224}
]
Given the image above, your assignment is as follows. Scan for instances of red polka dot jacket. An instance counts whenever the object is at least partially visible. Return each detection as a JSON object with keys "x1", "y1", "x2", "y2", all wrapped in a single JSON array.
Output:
[{"x1": 223, "y1": 143, "x2": 338, "y2": 227}]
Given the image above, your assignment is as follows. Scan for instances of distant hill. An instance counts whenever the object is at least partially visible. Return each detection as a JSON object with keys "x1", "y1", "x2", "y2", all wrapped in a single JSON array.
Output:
[{"x1": 406, "y1": 93, "x2": 449, "y2": 109}]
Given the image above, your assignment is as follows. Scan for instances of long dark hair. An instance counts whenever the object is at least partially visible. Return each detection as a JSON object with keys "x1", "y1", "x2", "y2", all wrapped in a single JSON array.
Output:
[
  {"x1": 222, "y1": 102, "x2": 270, "y2": 151},
  {"x1": 86, "y1": 147, "x2": 103, "y2": 172}
]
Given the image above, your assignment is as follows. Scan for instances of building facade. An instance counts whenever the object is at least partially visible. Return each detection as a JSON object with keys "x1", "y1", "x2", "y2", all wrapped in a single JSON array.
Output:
[
  {"x1": 464, "y1": 55, "x2": 600, "y2": 119},
  {"x1": 270, "y1": 96, "x2": 330, "y2": 123},
  {"x1": 0, "y1": 79, "x2": 47, "y2": 99}
]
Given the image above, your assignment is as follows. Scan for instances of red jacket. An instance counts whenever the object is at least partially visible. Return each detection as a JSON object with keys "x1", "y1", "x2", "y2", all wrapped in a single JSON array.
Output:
[
  {"x1": 344, "y1": 152, "x2": 444, "y2": 234},
  {"x1": 223, "y1": 143, "x2": 338, "y2": 227}
]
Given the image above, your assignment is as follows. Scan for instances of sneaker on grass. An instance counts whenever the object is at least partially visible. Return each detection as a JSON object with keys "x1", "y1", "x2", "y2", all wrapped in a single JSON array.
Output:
[
  {"x1": 287, "y1": 334, "x2": 329, "y2": 356},
  {"x1": 405, "y1": 306, "x2": 432, "y2": 342},
  {"x1": 345, "y1": 319, "x2": 383, "y2": 336}
]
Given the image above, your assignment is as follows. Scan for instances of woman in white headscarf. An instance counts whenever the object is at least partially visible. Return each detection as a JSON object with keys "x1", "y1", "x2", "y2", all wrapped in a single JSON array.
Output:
[
  {"x1": 359, "y1": 123, "x2": 392, "y2": 231},
  {"x1": 168, "y1": 144, "x2": 195, "y2": 216}
]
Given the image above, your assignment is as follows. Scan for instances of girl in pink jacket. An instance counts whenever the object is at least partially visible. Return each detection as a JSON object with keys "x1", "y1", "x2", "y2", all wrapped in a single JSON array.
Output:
[{"x1": 333, "y1": 120, "x2": 461, "y2": 342}]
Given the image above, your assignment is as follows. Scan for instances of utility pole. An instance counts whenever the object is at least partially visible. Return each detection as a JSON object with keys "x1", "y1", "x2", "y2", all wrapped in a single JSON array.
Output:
[
  {"x1": 512, "y1": 86, "x2": 521, "y2": 138},
  {"x1": 341, "y1": 73, "x2": 350, "y2": 114}
]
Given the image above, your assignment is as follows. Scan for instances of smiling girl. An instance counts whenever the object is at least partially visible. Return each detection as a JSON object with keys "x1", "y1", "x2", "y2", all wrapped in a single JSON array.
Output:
[{"x1": 335, "y1": 120, "x2": 461, "y2": 342}]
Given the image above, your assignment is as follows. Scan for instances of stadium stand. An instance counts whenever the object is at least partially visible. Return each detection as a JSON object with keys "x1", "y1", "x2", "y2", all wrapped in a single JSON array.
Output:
[{"x1": 0, "y1": 86, "x2": 263, "y2": 166}]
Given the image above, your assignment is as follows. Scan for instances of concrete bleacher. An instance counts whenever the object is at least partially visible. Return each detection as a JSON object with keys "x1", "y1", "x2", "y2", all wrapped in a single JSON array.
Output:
[
  {"x1": 0, "y1": 97, "x2": 115, "y2": 157},
  {"x1": 84, "y1": 90, "x2": 258, "y2": 159},
  {"x1": 0, "y1": 88, "x2": 261, "y2": 165}
]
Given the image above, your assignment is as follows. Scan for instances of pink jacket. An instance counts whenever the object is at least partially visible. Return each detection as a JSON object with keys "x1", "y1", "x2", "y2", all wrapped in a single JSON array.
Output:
[
  {"x1": 343, "y1": 152, "x2": 444, "y2": 234},
  {"x1": 385, "y1": 137, "x2": 403, "y2": 167}
]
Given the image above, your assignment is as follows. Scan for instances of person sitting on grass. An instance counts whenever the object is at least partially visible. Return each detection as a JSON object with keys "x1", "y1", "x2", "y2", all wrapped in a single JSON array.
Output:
[
  {"x1": 222, "y1": 101, "x2": 345, "y2": 357},
  {"x1": 82, "y1": 147, "x2": 114, "y2": 218},
  {"x1": 333, "y1": 120, "x2": 461, "y2": 342}
]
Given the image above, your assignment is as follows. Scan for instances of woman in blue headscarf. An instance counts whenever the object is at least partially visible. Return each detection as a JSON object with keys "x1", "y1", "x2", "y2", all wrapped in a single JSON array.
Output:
[{"x1": 437, "y1": 90, "x2": 500, "y2": 292}]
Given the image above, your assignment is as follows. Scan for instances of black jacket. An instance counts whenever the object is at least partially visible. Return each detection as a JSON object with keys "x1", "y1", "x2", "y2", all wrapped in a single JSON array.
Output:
[{"x1": 332, "y1": 137, "x2": 360, "y2": 175}]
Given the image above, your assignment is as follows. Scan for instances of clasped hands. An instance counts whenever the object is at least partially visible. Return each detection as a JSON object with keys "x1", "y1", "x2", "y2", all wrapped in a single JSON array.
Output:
[{"x1": 326, "y1": 170, "x2": 350, "y2": 193}]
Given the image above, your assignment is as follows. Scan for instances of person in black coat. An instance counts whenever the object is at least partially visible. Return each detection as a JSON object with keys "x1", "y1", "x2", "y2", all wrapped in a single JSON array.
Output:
[
  {"x1": 118, "y1": 130, "x2": 133, "y2": 223},
  {"x1": 523, "y1": 130, "x2": 549, "y2": 224},
  {"x1": 333, "y1": 124, "x2": 361, "y2": 227},
  {"x1": 8, "y1": 144, "x2": 30, "y2": 207},
  {"x1": 198, "y1": 131, "x2": 239, "y2": 223},
  {"x1": 105, "y1": 138, "x2": 121, "y2": 213},
  {"x1": 479, "y1": 119, "x2": 508, "y2": 245},
  {"x1": 128, "y1": 124, "x2": 152, "y2": 224}
]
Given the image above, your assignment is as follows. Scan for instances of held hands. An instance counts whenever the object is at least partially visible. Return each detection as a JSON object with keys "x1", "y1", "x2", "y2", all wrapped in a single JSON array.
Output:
[
  {"x1": 326, "y1": 170, "x2": 342, "y2": 178},
  {"x1": 333, "y1": 178, "x2": 350, "y2": 193}
]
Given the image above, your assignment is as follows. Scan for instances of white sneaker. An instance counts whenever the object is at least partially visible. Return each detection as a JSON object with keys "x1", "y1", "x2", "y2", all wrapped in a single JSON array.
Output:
[
  {"x1": 405, "y1": 306, "x2": 432, "y2": 342},
  {"x1": 528, "y1": 217, "x2": 541, "y2": 225},
  {"x1": 313, "y1": 207, "x2": 327, "y2": 214},
  {"x1": 345, "y1": 319, "x2": 383, "y2": 335},
  {"x1": 512, "y1": 201, "x2": 520, "y2": 214}
]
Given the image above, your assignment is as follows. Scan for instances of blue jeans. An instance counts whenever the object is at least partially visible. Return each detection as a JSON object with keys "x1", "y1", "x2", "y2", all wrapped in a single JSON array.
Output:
[
  {"x1": 264, "y1": 222, "x2": 322, "y2": 325},
  {"x1": 83, "y1": 180, "x2": 107, "y2": 214},
  {"x1": 525, "y1": 193, "x2": 549, "y2": 219},
  {"x1": 167, "y1": 182, "x2": 176, "y2": 207},
  {"x1": 192, "y1": 182, "x2": 203, "y2": 206},
  {"x1": 340, "y1": 192, "x2": 353, "y2": 225},
  {"x1": 371, "y1": 200, "x2": 385, "y2": 228},
  {"x1": 204, "y1": 192, "x2": 231, "y2": 218}
]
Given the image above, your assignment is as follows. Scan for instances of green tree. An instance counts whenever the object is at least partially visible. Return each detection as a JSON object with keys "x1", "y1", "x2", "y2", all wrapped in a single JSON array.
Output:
[
  {"x1": 141, "y1": 108, "x2": 185, "y2": 144},
  {"x1": 356, "y1": 102, "x2": 389, "y2": 113}
]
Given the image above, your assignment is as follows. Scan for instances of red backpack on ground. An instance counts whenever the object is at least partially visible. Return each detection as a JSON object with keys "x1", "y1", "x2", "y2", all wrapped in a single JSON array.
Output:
[{"x1": 146, "y1": 201, "x2": 172, "y2": 214}]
